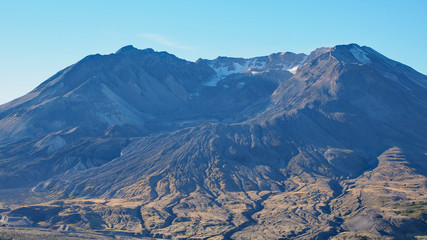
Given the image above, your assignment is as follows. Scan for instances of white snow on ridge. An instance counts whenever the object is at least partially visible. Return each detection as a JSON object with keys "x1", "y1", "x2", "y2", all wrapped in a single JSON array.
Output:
[
  {"x1": 204, "y1": 55, "x2": 308, "y2": 86},
  {"x1": 205, "y1": 59, "x2": 267, "y2": 86},
  {"x1": 350, "y1": 46, "x2": 371, "y2": 65}
]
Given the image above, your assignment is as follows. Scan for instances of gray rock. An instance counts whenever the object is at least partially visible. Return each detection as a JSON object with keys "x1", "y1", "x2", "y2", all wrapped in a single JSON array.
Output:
[{"x1": 0, "y1": 44, "x2": 426, "y2": 239}]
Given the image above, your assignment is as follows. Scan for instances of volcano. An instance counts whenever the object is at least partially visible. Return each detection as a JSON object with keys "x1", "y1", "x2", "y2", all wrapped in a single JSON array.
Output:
[{"x1": 0, "y1": 44, "x2": 426, "y2": 239}]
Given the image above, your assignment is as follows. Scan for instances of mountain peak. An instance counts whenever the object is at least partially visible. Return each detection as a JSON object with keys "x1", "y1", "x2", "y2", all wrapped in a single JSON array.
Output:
[
  {"x1": 306, "y1": 44, "x2": 370, "y2": 63},
  {"x1": 335, "y1": 43, "x2": 362, "y2": 49},
  {"x1": 115, "y1": 45, "x2": 157, "y2": 55},
  {"x1": 115, "y1": 45, "x2": 138, "y2": 54}
]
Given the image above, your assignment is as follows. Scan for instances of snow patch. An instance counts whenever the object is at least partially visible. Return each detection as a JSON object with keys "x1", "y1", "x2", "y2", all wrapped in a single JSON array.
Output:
[
  {"x1": 65, "y1": 127, "x2": 78, "y2": 134},
  {"x1": 205, "y1": 59, "x2": 267, "y2": 86},
  {"x1": 288, "y1": 66, "x2": 299, "y2": 74},
  {"x1": 350, "y1": 46, "x2": 371, "y2": 64},
  {"x1": 205, "y1": 54, "x2": 308, "y2": 85}
]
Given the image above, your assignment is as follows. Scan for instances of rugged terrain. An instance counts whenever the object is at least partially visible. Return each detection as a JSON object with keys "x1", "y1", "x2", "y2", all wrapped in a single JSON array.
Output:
[{"x1": 0, "y1": 44, "x2": 426, "y2": 239}]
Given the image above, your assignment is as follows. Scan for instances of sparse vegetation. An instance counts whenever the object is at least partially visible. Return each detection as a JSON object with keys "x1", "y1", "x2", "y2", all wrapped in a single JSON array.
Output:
[
  {"x1": 0, "y1": 227, "x2": 115, "y2": 240},
  {"x1": 392, "y1": 201, "x2": 427, "y2": 221}
]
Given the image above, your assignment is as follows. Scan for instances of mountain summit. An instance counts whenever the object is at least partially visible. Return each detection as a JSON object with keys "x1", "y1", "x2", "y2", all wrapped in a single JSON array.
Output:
[{"x1": 0, "y1": 44, "x2": 426, "y2": 239}]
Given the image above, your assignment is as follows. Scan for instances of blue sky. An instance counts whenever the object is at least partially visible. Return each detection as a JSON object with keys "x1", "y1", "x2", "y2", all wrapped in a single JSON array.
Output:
[{"x1": 1, "y1": 0, "x2": 426, "y2": 104}]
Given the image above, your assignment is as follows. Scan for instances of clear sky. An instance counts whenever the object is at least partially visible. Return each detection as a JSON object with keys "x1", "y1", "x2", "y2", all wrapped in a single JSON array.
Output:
[{"x1": 1, "y1": 0, "x2": 426, "y2": 104}]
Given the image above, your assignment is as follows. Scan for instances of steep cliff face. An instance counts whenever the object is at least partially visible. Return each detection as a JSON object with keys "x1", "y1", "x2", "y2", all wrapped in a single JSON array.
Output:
[{"x1": 0, "y1": 44, "x2": 426, "y2": 239}]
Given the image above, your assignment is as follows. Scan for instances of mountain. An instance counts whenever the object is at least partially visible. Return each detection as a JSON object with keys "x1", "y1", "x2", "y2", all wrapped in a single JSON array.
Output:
[{"x1": 0, "y1": 44, "x2": 426, "y2": 240}]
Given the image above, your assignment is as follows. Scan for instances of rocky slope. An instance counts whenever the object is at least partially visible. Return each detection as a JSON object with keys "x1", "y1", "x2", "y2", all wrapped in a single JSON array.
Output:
[{"x1": 0, "y1": 44, "x2": 426, "y2": 239}]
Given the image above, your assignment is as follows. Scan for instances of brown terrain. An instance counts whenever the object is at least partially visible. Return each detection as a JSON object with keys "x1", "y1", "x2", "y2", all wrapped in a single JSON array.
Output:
[{"x1": 0, "y1": 44, "x2": 426, "y2": 239}]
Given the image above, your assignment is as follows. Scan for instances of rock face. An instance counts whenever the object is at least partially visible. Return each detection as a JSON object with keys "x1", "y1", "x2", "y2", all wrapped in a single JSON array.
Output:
[{"x1": 0, "y1": 44, "x2": 426, "y2": 239}]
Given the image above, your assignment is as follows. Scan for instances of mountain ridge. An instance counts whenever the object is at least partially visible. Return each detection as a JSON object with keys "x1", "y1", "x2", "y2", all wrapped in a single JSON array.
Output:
[{"x1": 0, "y1": 43, "x2": 426, "y2": 239}]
